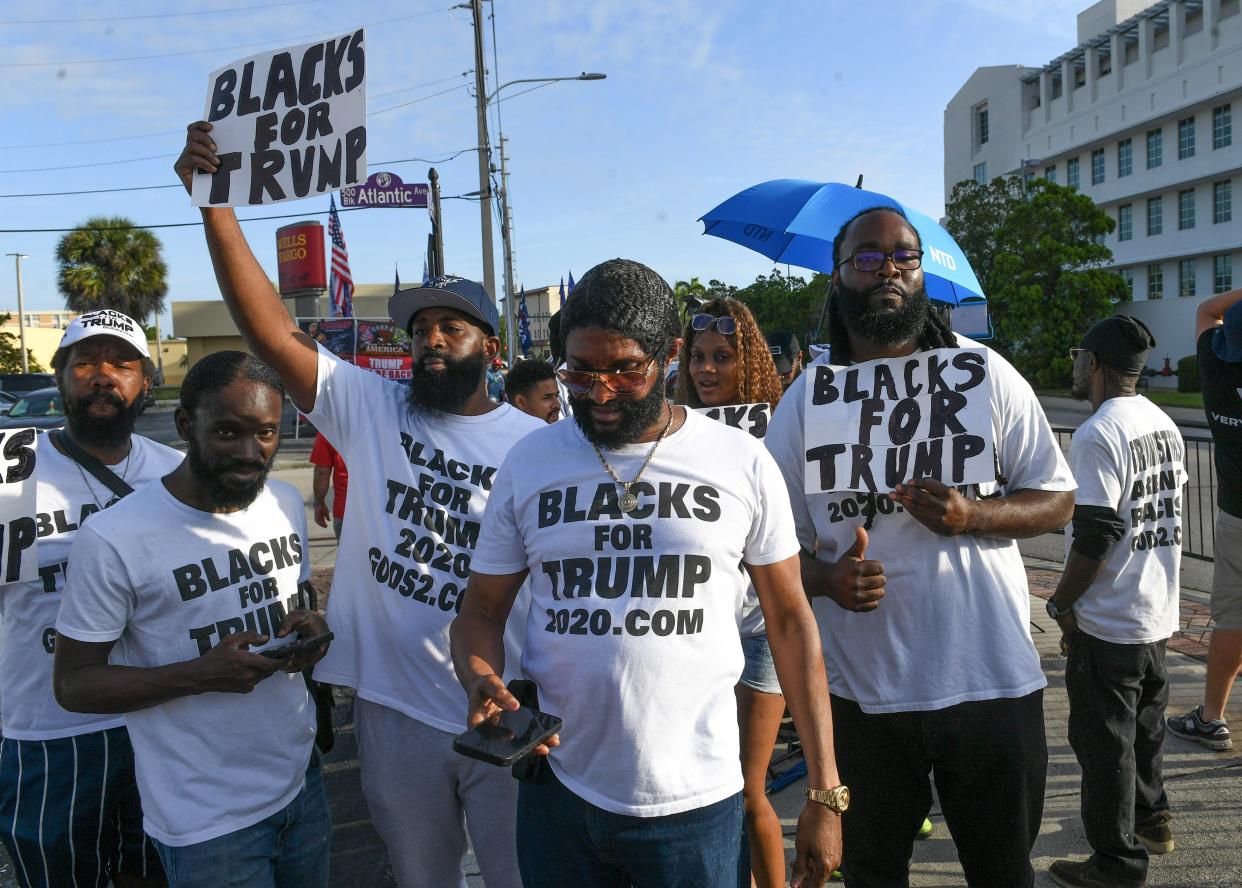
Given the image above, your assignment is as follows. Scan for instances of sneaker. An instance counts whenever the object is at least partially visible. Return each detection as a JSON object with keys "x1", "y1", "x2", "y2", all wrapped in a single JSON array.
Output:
[
  {"x1": 916, "y1": 817, "x2": 934, "y2": 839},
  {"x1": 1049, "y1": 859, "x2": 1144, "y2": 888},
  {"x1": 1165, "y1": 705, "x2": 1233, "y2": 750},
  {"x1": 1135, "y1": 811, "x2": 1174, "y2": 854}
]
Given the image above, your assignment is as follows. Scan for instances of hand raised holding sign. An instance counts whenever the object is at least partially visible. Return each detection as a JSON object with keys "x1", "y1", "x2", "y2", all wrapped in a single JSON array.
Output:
[
  {"x1": 805, "y1": 527, "x2": 886, "y2": 613},
  {"x1": 893, "y1": 477, "x2": 978, "y2": 537},
  {"x1": 175, "y1": 121, "x2": 220, "y2": 195}
]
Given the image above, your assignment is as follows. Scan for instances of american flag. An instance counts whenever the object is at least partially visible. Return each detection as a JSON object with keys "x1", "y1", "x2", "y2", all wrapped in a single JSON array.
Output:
[{"x1": 328, "y1": 195, "x2": 354, "y2": 318}]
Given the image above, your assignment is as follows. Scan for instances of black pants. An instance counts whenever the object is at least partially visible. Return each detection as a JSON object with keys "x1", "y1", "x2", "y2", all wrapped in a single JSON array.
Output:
[
  {"x1": 830, "y1": 691, "x2": 1046, "y2": 888},
  {"x1": 1065, "y1": 632, "x2": 1170, "y2": 885}
]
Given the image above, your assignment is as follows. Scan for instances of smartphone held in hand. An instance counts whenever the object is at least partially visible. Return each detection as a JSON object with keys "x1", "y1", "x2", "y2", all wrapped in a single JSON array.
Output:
[{"x1": 452, "y1": 707, "x2": 562, "y2": 767}]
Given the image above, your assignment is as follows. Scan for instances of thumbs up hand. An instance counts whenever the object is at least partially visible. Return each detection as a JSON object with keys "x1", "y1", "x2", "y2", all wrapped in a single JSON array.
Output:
[{"x1": 819, "y1": 526, "x2": 887, "y2": 613}]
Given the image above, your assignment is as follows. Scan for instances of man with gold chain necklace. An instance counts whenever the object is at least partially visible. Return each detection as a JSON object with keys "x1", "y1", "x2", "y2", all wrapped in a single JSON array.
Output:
[{"x1": 451, "y1": 258, "x2": 845, "y2": 888}]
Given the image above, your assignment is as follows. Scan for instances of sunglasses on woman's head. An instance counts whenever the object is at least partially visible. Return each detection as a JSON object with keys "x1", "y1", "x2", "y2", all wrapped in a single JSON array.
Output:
[{"x1": 691, "y1": 314, "x2": 737, "y2": 336}]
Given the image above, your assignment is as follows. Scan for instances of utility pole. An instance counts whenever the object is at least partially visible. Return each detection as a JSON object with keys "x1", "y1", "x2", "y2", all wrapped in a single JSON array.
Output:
[
  {"x1": 153, "y1": 311, "x2": 164, "y2": 379},
  {"x1": 428, "y1": 167, "x2": 445, "y2": 277},
  {"x1": 467, "y1": 0, "x2": 497, "y2": 305},
  {"x1": 5, "y1": 253, "x2": 29, "y2": 374},
  {"x1": 497, "y1": 136, "x2": 519, "y2": 360}
]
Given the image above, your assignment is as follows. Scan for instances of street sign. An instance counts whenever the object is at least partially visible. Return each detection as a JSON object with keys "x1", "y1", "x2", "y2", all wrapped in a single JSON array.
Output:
[{"x1": 340, "y1": 171, "x2": 428, "y2": 208}]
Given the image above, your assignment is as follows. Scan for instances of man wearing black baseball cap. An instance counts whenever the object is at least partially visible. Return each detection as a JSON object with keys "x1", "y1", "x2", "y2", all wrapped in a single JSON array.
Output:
[
  {"x1": 1048, "y1": 315, "x2": 1187, "y2": 888},
  {"x1": 176, "y1": 123, "x2": 543, "y2": 887},
  {"x1": 766, "y1": 330, "x2": 803, "y2": 389}
]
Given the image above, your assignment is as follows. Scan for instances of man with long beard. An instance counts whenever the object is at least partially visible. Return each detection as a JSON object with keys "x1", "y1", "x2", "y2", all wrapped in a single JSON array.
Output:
[
  {"x1": 54, "y1": 351, "x2": 331, "y2": 888},
  {"x1": 451, "y1": 259, "x2": 844, "y2": 887},
  {"x1": 0, "y1": 310, "x2": 179, "y2": 888},
  {"x1": 172, "y1": 121, "x2": 543, "y2": 887},
  {"x1": 765, "y1": 207, "x2": 1076, "y2": 887}
]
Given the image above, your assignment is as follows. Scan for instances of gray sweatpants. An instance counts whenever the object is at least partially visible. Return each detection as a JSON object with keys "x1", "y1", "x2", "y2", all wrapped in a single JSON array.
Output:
[{"x1": 355, "y1": 698, "x2": 521, "y2": 888}]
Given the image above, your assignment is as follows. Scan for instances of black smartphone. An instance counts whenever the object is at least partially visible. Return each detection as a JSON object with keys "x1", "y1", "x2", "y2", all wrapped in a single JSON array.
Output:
[
  {"x1": 452, "y1": 707, "x2": 563, "y2": 767},
  {"x1": 259, "y1": 631, "x2": 334, "y2": 660}
]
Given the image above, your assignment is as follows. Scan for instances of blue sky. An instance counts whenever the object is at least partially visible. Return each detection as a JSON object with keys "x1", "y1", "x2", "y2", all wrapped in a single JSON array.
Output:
[{"x1": 0, "y1": 0, "x2": 1091, "y2": 329}]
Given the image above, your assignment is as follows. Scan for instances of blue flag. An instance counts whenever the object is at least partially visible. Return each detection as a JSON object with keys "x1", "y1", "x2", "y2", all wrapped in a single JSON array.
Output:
[
  {"x1": 422, "y1": 255, "x2": 430, "y2": 285},
  {"x1": 567, "y1": 270, "x2": 576, "y2": 300},
  {"x1": 558, "y1": 277, "x2": 566, "y2": 309},
  {"x1": 518, "y1": 287, "x2": 533, "y2": 357},
  {"x1": 393, "y1": 263, "x2": 401, "y2": 297}
]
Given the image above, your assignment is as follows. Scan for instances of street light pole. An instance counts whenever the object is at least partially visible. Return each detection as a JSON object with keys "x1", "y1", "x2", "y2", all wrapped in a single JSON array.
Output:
[
  {"x1": 486, "y1": 73, "x2": 606, "y2": 361},
  {"x1": 467, "y1": 0, "x2": 497, "y2": 305},
  {"x1": 5, "y1": 253, "x2": 29, "y2": 374}
]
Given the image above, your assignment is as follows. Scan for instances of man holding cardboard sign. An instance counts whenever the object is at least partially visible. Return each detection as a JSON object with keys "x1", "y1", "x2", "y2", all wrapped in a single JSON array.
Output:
[{"x1": 765, "y1": 206, "x2": 1075, "y2": 887}]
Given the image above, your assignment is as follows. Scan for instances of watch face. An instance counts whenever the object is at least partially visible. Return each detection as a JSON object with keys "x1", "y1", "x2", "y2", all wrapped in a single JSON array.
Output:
[{"x1": 836, "y1": 785, "x2": 851, "y2": 811}]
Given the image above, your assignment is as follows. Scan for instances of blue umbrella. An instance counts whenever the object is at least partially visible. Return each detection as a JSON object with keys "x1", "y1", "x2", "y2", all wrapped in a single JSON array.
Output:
[{"x1": 700, "y1": 179, "x2": 986, "y2": 306}]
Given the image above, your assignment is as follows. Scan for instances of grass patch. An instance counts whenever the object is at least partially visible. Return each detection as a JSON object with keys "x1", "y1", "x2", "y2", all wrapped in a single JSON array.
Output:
[{"x1": 153, "y1": 385, "x2": 180, "y2": 400}]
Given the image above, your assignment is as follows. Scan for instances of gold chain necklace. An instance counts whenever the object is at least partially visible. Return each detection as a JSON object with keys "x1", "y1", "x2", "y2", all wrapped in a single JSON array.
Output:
[{"x1": 590, "y1": 406, "x2": 675, "y2": 514}]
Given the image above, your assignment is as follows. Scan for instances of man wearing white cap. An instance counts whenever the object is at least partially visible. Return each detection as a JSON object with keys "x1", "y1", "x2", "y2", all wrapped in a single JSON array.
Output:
[{"x1": 0, "y1": 310, "x2": 181, "y2": 888}]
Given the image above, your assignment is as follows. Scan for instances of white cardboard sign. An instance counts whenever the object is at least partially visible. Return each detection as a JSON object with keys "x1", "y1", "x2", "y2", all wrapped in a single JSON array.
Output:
[
  {"x1": 802, "y1": 348, "x2": 995, "y2": 494},
  {"x1": 192, "y1": 30, "x2": 367, "y2": 207},
  {"x1": 695, "y1": 402, "x2": 772, "y2": 440},
  {"x1": 0, "y1": 428, "x2": 39, "y2": 585}
]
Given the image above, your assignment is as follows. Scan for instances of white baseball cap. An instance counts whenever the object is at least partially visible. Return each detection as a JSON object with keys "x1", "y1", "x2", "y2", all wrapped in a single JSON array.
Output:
[{"x1": 57, "y1": 310, "x2": 151, "y2": 360}]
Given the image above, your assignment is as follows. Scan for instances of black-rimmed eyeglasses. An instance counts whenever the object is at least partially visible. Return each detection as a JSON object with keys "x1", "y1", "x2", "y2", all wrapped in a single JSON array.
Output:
[{"x1": 836, "y1": 249, "x2": 924, "y2": 273}]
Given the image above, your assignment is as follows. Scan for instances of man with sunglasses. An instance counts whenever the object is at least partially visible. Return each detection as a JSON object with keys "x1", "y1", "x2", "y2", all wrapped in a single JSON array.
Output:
[
  {"x1": 451, "y1": 258, "x2": 844, "y2": 887},
  {"x1": 174, "y1": 122, "x2": 543, "y2": 888},
  {"x1": 765, "y1": 207, "x2": 1075, "y2": 887}
]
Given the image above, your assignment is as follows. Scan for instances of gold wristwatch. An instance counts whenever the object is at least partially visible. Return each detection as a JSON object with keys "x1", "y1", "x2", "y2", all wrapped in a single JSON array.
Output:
[{"x1": 805, "y1": 784, "x2": 851, "y2": 814}]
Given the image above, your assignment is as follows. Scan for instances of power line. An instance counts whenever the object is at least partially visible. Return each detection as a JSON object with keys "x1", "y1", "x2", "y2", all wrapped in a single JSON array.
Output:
[
  {"x1": 0, "y1": 149, "x2": 480, "y2": 199},
  {"x1": 1, "y1": 0, "x2": 321, "y2": 25},
  {"x1": 0, "y1": 74, "x2": 471, "y2": 150},
  {"x1": 0, "y1": 8, "x2": 452, "y2": 67},
  {"x1": 0, "y1": 88, "x2": 472, "y2": 174},
  {"x1": 0, "y1": 196, "x2": 479, "y2": 233}
]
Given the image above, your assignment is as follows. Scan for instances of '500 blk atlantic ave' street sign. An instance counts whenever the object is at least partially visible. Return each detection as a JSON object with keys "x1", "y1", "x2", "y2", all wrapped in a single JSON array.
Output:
[{"x1": 340, "y1": 171, "x2": 428, "y2": 208}]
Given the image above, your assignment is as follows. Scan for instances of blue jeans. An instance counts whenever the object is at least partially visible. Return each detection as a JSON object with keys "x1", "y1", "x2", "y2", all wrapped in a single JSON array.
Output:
[
  {"x1": 517, "y1": 769, "x2": 742, "y2": 887},
  {"x1": 153, "y1": 758, "x2": 331, "y2": 888}
]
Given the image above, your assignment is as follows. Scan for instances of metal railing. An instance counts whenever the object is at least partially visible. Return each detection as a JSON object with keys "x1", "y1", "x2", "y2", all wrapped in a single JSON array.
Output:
[{"x1": 1051, "y1": 426, "x2": 1216, "y2": 562}]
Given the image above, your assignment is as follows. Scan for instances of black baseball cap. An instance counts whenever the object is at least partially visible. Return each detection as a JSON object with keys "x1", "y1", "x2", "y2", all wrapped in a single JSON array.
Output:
[
  {"x1": 766, "y1": 330, "x2": 801, "y2": 374},
  {"x1": 389, "y1": 275, "x2": 499, "y2": 336}
]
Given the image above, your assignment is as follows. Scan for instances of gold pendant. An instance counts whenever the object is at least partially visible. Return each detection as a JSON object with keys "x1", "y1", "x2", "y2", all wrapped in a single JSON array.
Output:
[{"x1": 619, "y1": 491, "x2": 639, "y2": 513}]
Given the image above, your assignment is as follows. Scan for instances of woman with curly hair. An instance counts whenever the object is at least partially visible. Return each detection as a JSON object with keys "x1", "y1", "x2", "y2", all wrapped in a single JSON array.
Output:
[{"x1": 675, "y1": 297, "x2": 791, "y2": 888}]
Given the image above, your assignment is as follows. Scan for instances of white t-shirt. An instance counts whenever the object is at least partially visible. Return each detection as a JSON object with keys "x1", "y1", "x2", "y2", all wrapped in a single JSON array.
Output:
[
  {"x1": 1066, "y1": 396, "x2": 1184, "y2": 643},
  {"x1": 0, "y1": 434, "x2": 181, "y2": 740},
  {"x1": 307, "y1": 346, "x2": 544, "y2": 733},
  {"x1": 765, "y1": 342, "x2": 1075, "y2": 714},
  {"x1": 55, "y1": 480, "x2": 316, "y2": 847},
  {"x1": 472, "y1": 409, "x2": 800, "y2": 817}
]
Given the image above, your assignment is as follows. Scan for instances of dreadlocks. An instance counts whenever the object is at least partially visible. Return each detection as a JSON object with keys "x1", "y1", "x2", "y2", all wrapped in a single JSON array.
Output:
[
  {"x1": 827, "y1": 206, "x2": 1005, "y2": 529},
  {"x1": 674, "y1": 298, "x2": 784, "y2": 410}
]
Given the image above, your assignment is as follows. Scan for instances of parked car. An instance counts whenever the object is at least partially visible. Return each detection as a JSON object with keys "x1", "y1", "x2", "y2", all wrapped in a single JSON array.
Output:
[
  {"x1": 0, "y1": 373, "x2": 56, "y2": 395},
  {"x1": 0, "y1": 386, "x2": 65, "y2": 429}
]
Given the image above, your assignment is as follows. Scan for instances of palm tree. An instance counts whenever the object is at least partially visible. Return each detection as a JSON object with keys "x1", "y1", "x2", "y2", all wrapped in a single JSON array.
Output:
[{"x1": 56, "y1": 217, "x2": 168, "y2": 324}]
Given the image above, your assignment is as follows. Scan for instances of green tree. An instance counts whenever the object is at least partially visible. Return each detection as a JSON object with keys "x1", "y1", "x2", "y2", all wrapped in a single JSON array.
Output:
[
  {"x1": 944, "y1": 176, "x2": 1128, "y2": 388},
  {"x1": 673, "y1": 277, "x2": 709, "y2": 326},
  {"x1": 734, "y1": 269, "x2": 830, "y2": 341},
  {"x1": 56, "y1": 217, "x2": 168, "y2": 324},
  {"x1": 0, "y1": 313, "x2": 46, "y2": 373}
]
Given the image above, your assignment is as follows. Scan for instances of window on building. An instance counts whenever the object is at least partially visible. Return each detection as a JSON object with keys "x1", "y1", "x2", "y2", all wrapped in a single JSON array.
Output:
[
  {"x1": 1098, "y1": 49, "x2": 1112, "y2": 77},
  {"x1": 1178, "y1": 116, "x2": 1196, "y2": 159},
  {"x1": 973, "y1": 162, "x2": 987, "y2": 185},
  {"x1": 1214, "y1": 104, "x2": 1232, "y2": 149},
  {"x1": 1147, "y1": 128, "x2": 1162, "y2": 168},
  {"x1": 1179, "y1": 189, "x2": 1196, "y2": 229},
  {"x1": 1123, "y1": 32, "x2": 1140, "y2": 64},
  {"x1": 1067, "y1": 156, "x2": 1080, "y2": 189},
  {"x1": 1215, "y1": 180, "x2": 1233, "y2": 223},
  {"x1": 1118, "y1": 204, "x2": 1133, "y2": 241},
  {"x1": 1118, "y1": 138, "x2": 1133, "y2": 177},
  {"x1": 1224, "y1": 0, "x2": 1241, "y2": 19},
  {"x1": 1091, "y1": 148, "x2": 1105, "y2": 185},
  {"x1": 1185, "y1": 6, "x2": 1204, "y2": 34},
  {"x1": 1180, "y1": 259, "x2": 1197, "y2": 298},
  {"x1": 1120, "y1": 267, "x2": 1134, "y2": 298},
  {"x1": 975, "y1": 103, "x2": 989, "y2": 147},
  {"x1": 1215, "y1": 255, "x2": 1234, "y2": 293},
  {"x1": 1154, "y1": 21, "x2": 1170, "y2": 51},
  {"x1": 1147, "y1": 196, "x2": 1163, "y2": 235},
  {"x1": 1148, "y1": 264, "x2": 1164, "y2": 299},
  {"x1": 1044, "y1": 165, "x2": 1057, "y2": 183},
  {"x1": 1051, "y1": 72, "x2": 1063, "y2": 100},
  {"x1": 1073, "y1": 61, "x2": 1086, "y2": 89}
]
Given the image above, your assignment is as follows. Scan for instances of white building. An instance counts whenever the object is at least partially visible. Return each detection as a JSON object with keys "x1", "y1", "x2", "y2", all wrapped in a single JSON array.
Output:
[{"x1": 945, "y1": 0, "x2": 1242, "y2": 372}]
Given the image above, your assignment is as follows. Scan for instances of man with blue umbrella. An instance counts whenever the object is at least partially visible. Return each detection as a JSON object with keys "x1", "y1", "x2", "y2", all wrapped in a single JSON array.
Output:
[{"x1": 765, "y1": 204, "x2": 1075, "y2": 887}]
